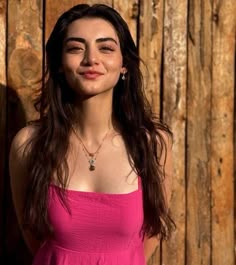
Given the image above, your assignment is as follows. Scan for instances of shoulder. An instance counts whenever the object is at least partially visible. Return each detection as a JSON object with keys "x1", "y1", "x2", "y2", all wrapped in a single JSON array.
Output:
[
  {"x1": 9, "y1": 124, "x2": 38, "y2": 186},
  {"x1": 9, "y1": 124, "x2": 39, "y2": 203},
  {"x1": 9, "y1": 125, "x2": 42, "y2": 254},
  {"x1": 10, "y1": 124, "x2": 37, "y2": 159}
]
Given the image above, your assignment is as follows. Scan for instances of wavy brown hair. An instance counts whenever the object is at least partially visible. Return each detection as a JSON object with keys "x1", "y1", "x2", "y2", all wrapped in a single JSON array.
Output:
[{"x1": 23, "y1": 4, "x2": 175, "y2": 241}]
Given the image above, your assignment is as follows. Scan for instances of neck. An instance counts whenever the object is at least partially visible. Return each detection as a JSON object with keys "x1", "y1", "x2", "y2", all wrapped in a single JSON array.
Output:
[{"x1": 73, "y1": 95, "x2": 114, "y2": 144}]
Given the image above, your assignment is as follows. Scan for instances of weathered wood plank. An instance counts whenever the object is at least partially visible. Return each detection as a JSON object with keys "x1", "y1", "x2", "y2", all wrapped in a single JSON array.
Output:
[
  {"x1": 186, "y1": 0, "x2": 212, "y2": 264},
  {"x1": 45, "y1": 0, "x2": 112, "y2": 42},
  {"x1": 0, "y1": 0, "x2": 6, "y2": 258},
  {"x1": 8, "y1": 0, "x2": 43, "y2": 122},
  {"x1": 211, "y1": 1, "x2": 235, "y2": 264},
  {"x1": 161, "y1": 0, "x2": 187, "y2": 264},
  {"x1": 139, "y1": 0, "x2": 164, "y2": 114},
  {"x1": 6, "y1": 0, "x2": 43, "y2": 263},
  {"x1": 113, "y1": 0, "x2": 137, "y2": 45},
  {"x1": 138, "y1": 1, "x2": 164, "y2": 263}
]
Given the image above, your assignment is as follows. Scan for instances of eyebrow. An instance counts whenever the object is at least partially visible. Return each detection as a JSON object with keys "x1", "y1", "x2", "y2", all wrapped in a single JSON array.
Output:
[{"x1": 64, "y1": 37, "x2": 118, "y2": 45}]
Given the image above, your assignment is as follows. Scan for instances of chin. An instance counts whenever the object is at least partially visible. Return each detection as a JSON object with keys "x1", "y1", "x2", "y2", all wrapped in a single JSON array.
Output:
[{"x1": 75, "y1": 85, "x2": 114, "y2": 97}]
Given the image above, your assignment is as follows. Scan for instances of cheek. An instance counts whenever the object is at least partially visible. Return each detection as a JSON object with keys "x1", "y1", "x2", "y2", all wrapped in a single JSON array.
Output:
[
  {"x1": 106, "y1": 59, "x2": 123, "y2": 73},
  {"x1": 104, "y1": 53, "x2": 123, "y2": 70},
  {"x1": 61, "y1": 64, "x2": 79, "y2": 86},
  {"x1": 61, "y1": 53, "x2": 81, "y2": 71},
  {"x1": 61, "y1": 66, "x2": 75, "y2": 83},
  {"x1": 61, "y1": 63, "x2": 78, "y2": 88},
  {"x1": 61, "y1": 63, "x2": 74, "y2": 73}
]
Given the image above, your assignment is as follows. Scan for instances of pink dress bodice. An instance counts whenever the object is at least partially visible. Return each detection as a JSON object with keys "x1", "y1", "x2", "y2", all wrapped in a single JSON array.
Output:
[{"x1": 32, "y1": 178, "x2": 145, "y2": 265}]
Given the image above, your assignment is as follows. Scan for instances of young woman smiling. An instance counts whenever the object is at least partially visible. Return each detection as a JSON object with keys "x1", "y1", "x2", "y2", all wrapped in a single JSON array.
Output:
[{"x1": 9, "y1": 4, "x2": 175, "y2": 265}]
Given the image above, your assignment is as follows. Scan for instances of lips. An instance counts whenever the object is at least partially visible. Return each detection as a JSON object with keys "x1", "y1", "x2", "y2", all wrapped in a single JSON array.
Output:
[{"x1": 80, "y1": 70, "x2": 104, "y2": 80}]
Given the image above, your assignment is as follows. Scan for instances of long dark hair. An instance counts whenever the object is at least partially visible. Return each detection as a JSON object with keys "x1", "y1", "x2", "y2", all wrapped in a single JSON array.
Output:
[{"x1": 23, "y1": 3, "x2": 174, "y2": 241}]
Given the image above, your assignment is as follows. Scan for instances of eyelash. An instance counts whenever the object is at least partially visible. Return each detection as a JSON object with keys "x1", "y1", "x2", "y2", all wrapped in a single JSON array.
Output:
[
  {"x1": 99, "y1": 46, "x2": 115, "y2": 51},
  {"x1": 67, "y1": 47, "x2": 83, "y2": 52},
  {"x1": 66, "y1": 46, "x2": 115, "y2": 52}
]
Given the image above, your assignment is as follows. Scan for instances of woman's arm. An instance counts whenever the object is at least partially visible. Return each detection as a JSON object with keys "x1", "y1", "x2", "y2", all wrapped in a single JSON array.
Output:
[
  {"x1": 144, "y1": 131, "x2": 173, "y2": 263},
  {"x1": 144, "y1": 235, "x2": 160, "y2": 263},
  {"x1": 9, "y1": 126, "x2": 42, "y2": 255}
]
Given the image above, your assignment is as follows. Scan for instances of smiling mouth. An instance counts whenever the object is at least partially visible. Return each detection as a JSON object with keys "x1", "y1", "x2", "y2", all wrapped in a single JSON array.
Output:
[{"x1": 80, "y1": 71, "x2": 103, "y2": 80}]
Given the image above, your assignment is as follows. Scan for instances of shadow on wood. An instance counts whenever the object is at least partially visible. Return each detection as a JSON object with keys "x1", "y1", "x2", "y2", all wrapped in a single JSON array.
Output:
[{"x1": 0, "y1": 84, "x2": 32, "y2": 265}]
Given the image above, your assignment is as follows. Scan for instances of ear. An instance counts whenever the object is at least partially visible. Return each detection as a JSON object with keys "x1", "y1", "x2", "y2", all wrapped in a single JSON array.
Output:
[{"x1": 121, "y1": 66, "x2": 128, "y2": 74}]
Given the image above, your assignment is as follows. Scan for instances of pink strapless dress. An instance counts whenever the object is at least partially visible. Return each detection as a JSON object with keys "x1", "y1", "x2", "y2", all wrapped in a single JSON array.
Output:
[{"x1": 32, "y1": 178, "x2": 145, "y2": 265}]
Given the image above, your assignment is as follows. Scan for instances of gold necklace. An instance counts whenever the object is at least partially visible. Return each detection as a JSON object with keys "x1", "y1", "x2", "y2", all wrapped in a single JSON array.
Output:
[{"x1": 72, "y1": 126, "x2": 111, "y2": 171}]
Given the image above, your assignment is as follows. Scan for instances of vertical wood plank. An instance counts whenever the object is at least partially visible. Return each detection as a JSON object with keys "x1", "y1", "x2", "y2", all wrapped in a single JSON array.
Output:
[
  {"x1": 138, "y1": 0, "x2": 165, "y2": 263},
  {"x1": 0, "y1": 0, "x2": 6, "y2": 259},
  {"x1": 8, "y1": 0, "x2": 43, "y2": 122},
  {"x1": 45, "y1": 0, "x2": 112, "y2": 42},
  {"x1": 139, "y1": 0, "x2": 164, "y2": 114},
  {"x1": 162, "y1": 0, "x2": 187, "y2": 264},
  {"x1": 186, "y1": 0, "x2": 212, "y2": 264},
  {"x1": 45, "y1": 0, "x2": 81, "y2": 41},
  {"x1": 6, "y1": 0, "x2": 43, "y2": 263},
  {"x1": 211, "y1": 1, "x2": 235, "y2": 264},
  {"x1": 113, "y1": 0, "x2": 138, "y2": 46}
]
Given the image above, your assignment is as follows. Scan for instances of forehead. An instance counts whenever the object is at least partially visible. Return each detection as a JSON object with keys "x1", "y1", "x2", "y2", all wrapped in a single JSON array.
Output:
[{"x1": 66, "y1": 17, "x2": 119, "y2": 42}]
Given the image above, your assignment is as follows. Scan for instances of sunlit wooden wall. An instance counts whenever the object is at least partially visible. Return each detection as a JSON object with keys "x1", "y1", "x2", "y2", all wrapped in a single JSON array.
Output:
[{"x1": 0, "y1": 0, "x2": 235, "y2": 264}]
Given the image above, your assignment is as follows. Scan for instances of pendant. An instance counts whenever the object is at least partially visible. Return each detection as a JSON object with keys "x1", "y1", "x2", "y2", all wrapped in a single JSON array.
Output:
[{"x1": 89, "y1": 157, "x2": 96, "y2": 171}]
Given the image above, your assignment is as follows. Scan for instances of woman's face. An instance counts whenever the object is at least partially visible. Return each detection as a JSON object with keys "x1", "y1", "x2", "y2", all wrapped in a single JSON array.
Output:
[{"x1": 61, "y1": 17, "x2": 126, "y2": 98}]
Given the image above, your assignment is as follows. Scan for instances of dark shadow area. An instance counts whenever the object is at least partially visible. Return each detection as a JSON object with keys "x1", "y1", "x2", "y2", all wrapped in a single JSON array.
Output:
[
  {"x1": 0, "y1": 83, "x2": 7, "y2": 260},
  {"x1": 0, "y1": 84, "x2": 32, "y2": 265}
]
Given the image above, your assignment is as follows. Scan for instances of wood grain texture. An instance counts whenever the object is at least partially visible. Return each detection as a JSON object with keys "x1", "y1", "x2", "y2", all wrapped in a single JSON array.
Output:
[
  {"x1": 186, "y1": 0, "x2": 212, "y2": 264},
  {"x1": 161, "y1": 0, "x2": 187, "y2": 264},
  {"x1": 139, "y1": 0, "x2": 163, "y2": 114},
  {"x1": 0, "y1": 0, "x2": 6, "y2": 259},
  {"x1": 211, "y1": 1, "x2": 235, "y2": 264},
  {"x1": 138, "y1": 0, "x2": 164, "y2": 263},
  {"x1": 6, "y1": 0, "x2": 43, "y2": 263},
  {"x1": 45, "y1": 0, "x2": 112, "y2": 42},
  {"x1": 8, "y1": 0, "x2": 42, "y2": 123},
  {"x1": 113, "y1": 0, "x2": 138, "y2": 45},
  {"x1": 0, "y1": 0, "x2": 6, "y2": 85}
]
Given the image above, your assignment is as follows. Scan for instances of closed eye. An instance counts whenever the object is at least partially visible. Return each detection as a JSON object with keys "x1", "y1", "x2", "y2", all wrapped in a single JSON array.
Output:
[
  {"x1": 66, "y1": 47, "x2": 84, "y2": 52},
  {"x1": 99, "y1": 46, "x2": 115, "y2": 52}
]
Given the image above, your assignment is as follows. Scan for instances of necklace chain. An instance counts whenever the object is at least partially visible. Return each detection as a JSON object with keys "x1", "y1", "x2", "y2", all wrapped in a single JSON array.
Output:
[{"x1": 72, "y1": 125, "x2": 111, "y2": 171}]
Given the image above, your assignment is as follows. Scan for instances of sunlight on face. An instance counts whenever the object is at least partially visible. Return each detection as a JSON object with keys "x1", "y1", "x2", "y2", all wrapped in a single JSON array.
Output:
[{"x1": 61, "y1": 17, "x2": 126, "y2": 98}]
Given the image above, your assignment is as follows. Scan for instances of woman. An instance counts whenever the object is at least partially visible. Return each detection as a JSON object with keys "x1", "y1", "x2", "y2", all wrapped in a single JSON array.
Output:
[{"x1": 10, "y1": 3, "x2": 174, "y2": 265}]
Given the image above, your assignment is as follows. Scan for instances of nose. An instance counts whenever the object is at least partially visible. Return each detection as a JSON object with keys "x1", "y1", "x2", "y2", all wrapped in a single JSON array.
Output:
[{"x1": 81, "y1": 46, "x2": 99, "y2": 66}]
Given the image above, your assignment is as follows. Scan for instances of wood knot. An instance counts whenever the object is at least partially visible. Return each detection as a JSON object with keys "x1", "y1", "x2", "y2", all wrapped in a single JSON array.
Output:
[
  {"x1": 212, "y1": 13, "x2": 219, "y2": 23},
  {"x1": 8, "y1": 48, "x2": 41, "y2": 89}
]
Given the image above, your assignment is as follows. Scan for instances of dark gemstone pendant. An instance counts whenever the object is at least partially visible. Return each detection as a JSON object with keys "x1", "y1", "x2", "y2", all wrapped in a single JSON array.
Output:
[
  {"x1": 89, "y1": 157, "x2": 96, "y2": 171},
  {"x1": 89, "y1": 165, "x2": 95, "y2": 171}
]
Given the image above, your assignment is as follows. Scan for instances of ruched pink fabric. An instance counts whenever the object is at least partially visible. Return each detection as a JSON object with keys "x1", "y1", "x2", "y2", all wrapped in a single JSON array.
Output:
[{"x1": 32, "y1": 178, "x2": 145, "y2": 265}]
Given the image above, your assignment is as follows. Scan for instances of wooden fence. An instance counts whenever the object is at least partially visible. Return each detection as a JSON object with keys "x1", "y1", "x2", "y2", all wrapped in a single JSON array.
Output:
[{"x1": 0, "y1": 0, "x2": 235, "y2": 264}]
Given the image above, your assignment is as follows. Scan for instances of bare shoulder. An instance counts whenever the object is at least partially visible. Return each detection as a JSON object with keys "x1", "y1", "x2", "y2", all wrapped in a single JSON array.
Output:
[
  {"x1": 10, "y1": 125, "x2": 36, "y2": 157},
  {"x1": 9, "y1": 124, "x2": 41, "y2": 254},
  {"x1": 9, "y1": 124, "x2": 38, "y2": 193}
]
